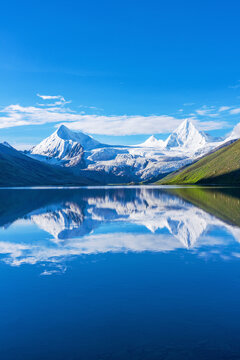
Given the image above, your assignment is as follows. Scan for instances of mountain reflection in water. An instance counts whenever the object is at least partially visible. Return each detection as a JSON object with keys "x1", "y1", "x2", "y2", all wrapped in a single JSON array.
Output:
[{"x1": 0, "y1": 186, "x2": 239, "y2": 271}]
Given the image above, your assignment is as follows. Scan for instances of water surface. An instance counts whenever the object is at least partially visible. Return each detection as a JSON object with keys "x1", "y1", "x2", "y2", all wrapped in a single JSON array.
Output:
[{"x1": 0, "y1": 186, "x2": 240, "y2": 359}]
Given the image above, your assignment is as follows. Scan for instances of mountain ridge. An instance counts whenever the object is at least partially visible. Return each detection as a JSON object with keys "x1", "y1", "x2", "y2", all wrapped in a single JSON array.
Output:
[
  {"x1": 0, "y1": 142, "x2": 97, "y2": 186},
  {"x1": 156, "y1": 138, "x2": 240, "y2": 185},
  {"x1": 1, "y1": 120, "x2": 239, "y2": 186},
  {"x1": 28, "y1": 120, "x2": 230, "y2": 182}
]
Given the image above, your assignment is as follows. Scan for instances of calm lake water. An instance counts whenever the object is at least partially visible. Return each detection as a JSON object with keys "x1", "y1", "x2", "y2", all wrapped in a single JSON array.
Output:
[{"x1": 0, "y1": 186, "x2": 240, "y2": 359}]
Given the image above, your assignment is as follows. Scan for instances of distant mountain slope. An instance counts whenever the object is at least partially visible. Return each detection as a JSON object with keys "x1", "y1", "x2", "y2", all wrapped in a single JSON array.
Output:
[
  {"x1": 0, "y1": 143, "x2": 96, "y2": 186},
  {"x1": 157, "y1": 139, "x2": 240, "y2": 185}
]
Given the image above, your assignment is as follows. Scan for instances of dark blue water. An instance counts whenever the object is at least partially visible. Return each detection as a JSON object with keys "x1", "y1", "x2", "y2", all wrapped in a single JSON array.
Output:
[{"x1": 0, "y1": 186, "x2": 240, "y2": 359}]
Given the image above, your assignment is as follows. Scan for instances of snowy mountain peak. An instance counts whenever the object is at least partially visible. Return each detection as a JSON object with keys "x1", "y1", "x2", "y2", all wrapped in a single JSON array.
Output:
[
  {"x1": 54, "y1": 125, "x2": 100, "y2": 149},
  {"x1": 226, "y1": 122, "x2": 240, "y2": 141},
  {"x1": 31, "y1": 125, "x2": 101, "y2": 158},
  {"x1": 172, "y1": 119, "x2": 199, "y2": 139},
  {"x1": 139, "y1": 135, "x2": 164, "y2": 148},
  {"x1": 181, "y1": 118, "x2": 190, "y2": 126},
  {"x1": 164, "y1": 119, "x2": 207, "y2": 152},
  {"x1": 56, "y1": 124, "x2": 75, "y2": 140},
  {"x1": 30, "y1": 125, "x2": 102, "y2": 166},
  {"x1": 148, "y1": 135, "x2": 157, "y2": 142},
  {"x1": 27, "y1": 119, "x2": 234, "y2": 182}
]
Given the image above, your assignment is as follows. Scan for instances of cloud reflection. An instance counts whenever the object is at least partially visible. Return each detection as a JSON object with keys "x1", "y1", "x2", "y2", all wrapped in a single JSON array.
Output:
[{"x1": 0, "y1": 187, "x2": 239, "y2": 273}]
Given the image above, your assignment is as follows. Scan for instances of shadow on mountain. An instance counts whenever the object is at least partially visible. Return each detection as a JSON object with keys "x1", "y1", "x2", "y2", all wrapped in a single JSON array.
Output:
[{"x1": 197, "y1": 169, "x2": 240, "y2": 186}]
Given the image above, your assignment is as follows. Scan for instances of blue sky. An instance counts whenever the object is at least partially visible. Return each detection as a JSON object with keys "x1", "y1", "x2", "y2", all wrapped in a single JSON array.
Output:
[{"x1": 1, "y1": 0, "x2": 240, "y2": 147}]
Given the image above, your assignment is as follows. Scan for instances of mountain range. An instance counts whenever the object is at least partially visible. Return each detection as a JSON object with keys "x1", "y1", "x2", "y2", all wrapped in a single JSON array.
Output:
[{"x1": 0, "y1": 119, "x2": 239, "y2": 186}]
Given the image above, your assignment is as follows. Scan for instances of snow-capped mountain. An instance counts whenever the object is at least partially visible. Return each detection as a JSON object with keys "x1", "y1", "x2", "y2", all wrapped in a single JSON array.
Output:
[
  {"x1": 28, "y1": 120, "x2": 237, "y2": 182},
  {"x1": 138, "y1": 120, "x2": 210, "y2": 152},
  {"x1": 225, "y1": 123, "x2": 240, "y2": 142},
  {"x1": 30, "y1": 125, "x2": 101, "y2": 167},
  {"x1": 139, "y1": 135, "x2": 164, "y2": 147},
  {"x1": 164, "y1": 119, "x2": 208, "y2": 151}
]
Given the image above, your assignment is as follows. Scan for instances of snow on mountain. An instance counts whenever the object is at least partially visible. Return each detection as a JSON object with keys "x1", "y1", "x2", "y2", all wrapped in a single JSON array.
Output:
[
  {"x1": 225, "y1": 122, "x2": 240, "y2": 142},
  {"x1": 139, "y1": 135, "x2": 165, "y2": 148},
  {"x1": 56, "y1": 124, "x2": 101, "y2": 149},
  {"x1": 138, "y1": 120, "x2": 211, "y2": 153},
  {"x1": 28, "y1": 120, "x2": 238, "y2": 181},
  {"x1": 30, "y1": 125, "x2": 102, "y2": 166},
  {"x1": 164, "y1": 119, "x2": 207, "y2": 151},
  {"x1": 137, "y1": 121, "x2": 209, "y2": 151}
]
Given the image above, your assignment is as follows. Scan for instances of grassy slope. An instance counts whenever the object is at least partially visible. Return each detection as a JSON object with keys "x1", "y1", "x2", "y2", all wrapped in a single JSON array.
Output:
[
  {"x1": 169, "y1": 187, "x2": 240, "y2": 227},
  {"x1": 156, "y1": 139, "x2": 240, "y2": 185}
]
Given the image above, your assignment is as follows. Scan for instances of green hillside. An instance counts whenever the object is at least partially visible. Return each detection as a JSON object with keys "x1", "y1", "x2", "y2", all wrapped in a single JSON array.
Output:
[
  {"x1": 168, "y1": 187, "x2": 240, "y2": 227},
  {"x1": 156, "y1": 139, "x2": 240, "y2": 185}
]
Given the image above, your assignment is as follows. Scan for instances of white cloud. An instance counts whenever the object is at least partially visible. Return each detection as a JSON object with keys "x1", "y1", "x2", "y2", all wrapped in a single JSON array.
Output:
[
  {"x1": 60, "y1": 115, "x2": 187, "y2": 135},
  {"x1": 37, "y1": 94, "x2": 65, "y2": 101},
  {"x1": 37, "y1": 94, "x2": 71, "y2": 107},
  {"x1": 79, "y1": 105, "x2": 104, "y2": 111},
  {"x1": 0, "y1": 98, "x2": 229, "y2": 135},
  {"x1": 196, "y1": 109, "x2": 208, "y2": 116},
  {"x1": 60, "y1": 117, "x2": 227, "y2": 135},
  {"x1": 218, "y1": 106, "x2": 230, "y2": 112},
  {"x1": 195, "y1": 106, "x2": 219, "y2": 117},
  {"x1": 193, "y1": 120, "x2": 230, "y2": 131},
  {"x1": 230, "y1": 108, "x2": 240, "y2": 115},
  {"x1": 195, "y1": 104, "x2": 240, "y2": 116}
]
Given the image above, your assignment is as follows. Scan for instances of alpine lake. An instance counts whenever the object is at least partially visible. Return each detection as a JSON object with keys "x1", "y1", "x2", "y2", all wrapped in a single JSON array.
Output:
[{"x1": 0, "y1": 185, "x2": 240, "y2": 360}]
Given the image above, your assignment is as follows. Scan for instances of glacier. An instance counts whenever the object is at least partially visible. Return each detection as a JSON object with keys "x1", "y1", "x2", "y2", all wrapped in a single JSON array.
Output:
[{"x1": 28, "y1": 120, "x2": 236, "y2": 182}]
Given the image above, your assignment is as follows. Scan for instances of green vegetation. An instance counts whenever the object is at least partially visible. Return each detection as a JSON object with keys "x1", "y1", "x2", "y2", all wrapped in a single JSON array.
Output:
[
  {"x1": 156, "y1": 139, "x2": 240, "y2": 185},
  {"x1": 169, "y1": 187, "x2": 240, "y2": 227}
]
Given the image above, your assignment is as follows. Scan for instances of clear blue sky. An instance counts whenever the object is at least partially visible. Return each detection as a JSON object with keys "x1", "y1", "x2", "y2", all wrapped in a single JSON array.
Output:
[{"x1": 1, "y1": 0, "x2": 240, "y2": 147}]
